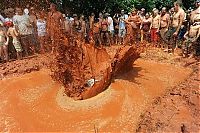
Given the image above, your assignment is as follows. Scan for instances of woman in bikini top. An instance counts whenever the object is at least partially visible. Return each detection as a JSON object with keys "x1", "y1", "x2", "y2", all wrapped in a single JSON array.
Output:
[{"x1": 101, "y1": 17, "x2": 109, "y2": 32}]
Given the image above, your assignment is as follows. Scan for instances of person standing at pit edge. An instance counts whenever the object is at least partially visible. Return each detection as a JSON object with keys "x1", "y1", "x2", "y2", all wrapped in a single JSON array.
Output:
[
  {"x1": 47, "y1": 3, "x2": 64, "y2": 53},
  {"x1": 150, "y1": 8, "x2": 161, "y2": 47},
  {"x1": 118, "y1": 10, "x2": 128, "y2": 45},
  {"x1": 7, "y1": 21, "x2": 23, "y2": 60},
  {"x1": 160, "y1": 7, "x2": 170, "y2": 49},
  {"x1": 13, "y1": 7, "x2": 36, "y2": 56},
  {"x1": 0, "y1": 21, "x2": 9, "y2": 62},
  {"x1": 166, "y1": 1, "x2": 185, "y2": 53}
]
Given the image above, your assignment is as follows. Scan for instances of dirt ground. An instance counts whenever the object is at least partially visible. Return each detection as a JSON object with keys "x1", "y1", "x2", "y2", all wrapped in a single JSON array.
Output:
[{"x1": 0, "y1": 46, "x2": 199, "y2": 132}]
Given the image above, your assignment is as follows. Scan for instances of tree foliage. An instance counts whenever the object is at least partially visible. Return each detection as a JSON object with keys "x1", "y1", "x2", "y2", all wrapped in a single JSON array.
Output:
[
  {"x1": 60, "y1": 0, "x2": 196, "y2": 15},
  {"x1": 0, "y1": 0, "x2": 197, "y2": 15}
]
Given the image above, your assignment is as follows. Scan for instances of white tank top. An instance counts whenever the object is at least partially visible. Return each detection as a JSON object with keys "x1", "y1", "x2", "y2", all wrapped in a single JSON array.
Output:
[{"x1": 37, "y1": 19, "x2": 46, "y2": 36}]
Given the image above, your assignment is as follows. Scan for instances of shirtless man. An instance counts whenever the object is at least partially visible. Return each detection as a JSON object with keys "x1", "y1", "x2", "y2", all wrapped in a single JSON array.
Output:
[
  {"x1": 160, "y1": 7, "x2": 170, "y2": 48},
  {"x1": 183, "y1": 2, "x2": 200, "y2": 58},
  {"x1": 79, "y1": 15, "x2": 86, "y2": 40},
  {"x1": 7, "y1": 21, "x2": 22, "y2": 59},
  {"x1": 169, "y1": 1, "x2": 185, "y2": 51},
  {"x1": 183, "y1": 18, "x2": 200, "y2": 58},
  {"x1": 29, "y1": 7, "x2": 38, "y2": 52},
  {"x1": 126, "y1": 9, "x2": 141, "y2": 44},
  {"x1": 63, "y1": 14, "x2": 71, "y2": 36},
  {"x1": 150, "y1": 9, "x2": 160, "y2": 47},
  {"x1": 89, "y1": 13, "x2": 95, "y2": 39},
  {"x1": 100, "y1": 15, "x2": 110, "y2": 46},
  {"x1": 71, "y1": 14, "x2": 82, "y2": 36},
  {"x1": 47, "y1": 3, "x2": 64, "y2": 52},
  {"x1": 190, "y1": 0, "x2": 200, "y2": 23},
  {"x1": 93, "y1": 18, "x2": 101, "y2": 47}
]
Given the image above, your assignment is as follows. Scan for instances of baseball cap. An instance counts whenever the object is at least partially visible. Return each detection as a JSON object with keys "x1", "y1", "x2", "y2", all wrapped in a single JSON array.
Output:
[
  {"x1": 73, "y1": 14, "x2": 77, "y2": 17},
  {"x1": 5, "y1": 21, "x2": 13, "y2": 27}
]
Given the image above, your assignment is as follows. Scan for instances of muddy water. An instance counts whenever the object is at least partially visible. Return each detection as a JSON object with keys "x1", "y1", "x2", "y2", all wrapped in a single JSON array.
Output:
[{"x1": 0, "y1": 59, "x2": 192, "y2": 132}]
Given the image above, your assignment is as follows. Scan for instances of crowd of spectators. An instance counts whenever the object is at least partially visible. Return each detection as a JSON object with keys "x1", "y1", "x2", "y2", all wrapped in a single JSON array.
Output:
[{"x1": 0, "y1": 0, "x2": 199, "y2": 63}]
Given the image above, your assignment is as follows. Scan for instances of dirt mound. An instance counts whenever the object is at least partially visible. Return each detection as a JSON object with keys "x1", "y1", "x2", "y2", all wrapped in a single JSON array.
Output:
[{"x1": 0, "y1": 54, "x2": 52, "y2": 79}]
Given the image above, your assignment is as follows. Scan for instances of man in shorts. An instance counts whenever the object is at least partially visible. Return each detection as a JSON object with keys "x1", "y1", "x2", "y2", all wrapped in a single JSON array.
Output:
[
  {"x1": 166, "y1": 1, "x2": 185, "y2": 53},
  {"x1": 118, "y1": 10, "x2": 128, "y2": 45},
  {"x1": 160, "y1": 7, "x2": 170, "y2": 48},
  {"x1": 13, "y1": 7, "x2": 36, "y2": 56}
]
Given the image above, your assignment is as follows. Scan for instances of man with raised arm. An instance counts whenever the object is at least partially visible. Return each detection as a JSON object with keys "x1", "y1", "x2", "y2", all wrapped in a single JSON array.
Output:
[{"x1": 47, "y1": 3, "x2": 64, "y2": 52}]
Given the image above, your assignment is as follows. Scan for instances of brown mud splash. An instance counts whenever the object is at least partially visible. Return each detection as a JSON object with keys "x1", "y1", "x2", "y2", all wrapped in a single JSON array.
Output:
[{"x1": 50, "y1": 35, "x2": 142, "y2": 100}]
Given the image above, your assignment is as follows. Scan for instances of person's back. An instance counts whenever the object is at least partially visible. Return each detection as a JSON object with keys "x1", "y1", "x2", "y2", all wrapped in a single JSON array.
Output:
[{"x1": 7, "y1": 27, "x2": 18, "y2": 39}]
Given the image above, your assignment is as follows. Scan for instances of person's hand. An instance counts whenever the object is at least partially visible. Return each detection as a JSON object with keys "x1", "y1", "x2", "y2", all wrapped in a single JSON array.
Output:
[
  {"x1": 26, "y1": 23, "x2": 32, "y2": 28},
  {"x1": 191, "y1": 38, "x2": 196, "y2": 43},
  {"x1": 173, "y1": 31, "x2": 178, "y2": 37},
  {"x1": 5, "y1": 42, "x2": 8, "y2": 46}
]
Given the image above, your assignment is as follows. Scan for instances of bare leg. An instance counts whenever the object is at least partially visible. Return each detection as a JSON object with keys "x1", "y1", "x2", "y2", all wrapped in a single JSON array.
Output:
[
  {"x1": 21, "y1": 37, "x2": 29, "y2": 56},
  {"x1": 3, "y1": 45, "x2": 9, "y2": 62},
  {"x1": 105, "y1": 33, "x2": 110, "y2": 46},
  {"x1": 100, "y1": 33, "x2": 104, "y2": 46},
  {"x1": 16, "y1": 52, "x2": 22, "y2": 60},
  {"x1": 0, "y1": 46, "x2": 3, "y2": 62},
  {"x1": 39, "y1": 36, "x2": 45, "y2": 54}
]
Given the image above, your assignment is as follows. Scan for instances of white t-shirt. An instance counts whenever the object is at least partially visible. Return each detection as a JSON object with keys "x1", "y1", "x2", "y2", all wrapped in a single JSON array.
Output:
[
  {"x1": 36, "y1": 19, "x2": 46, "y2": 36},
  {"x1": 108, "y1": 16, "x2": 114, "y2": 31},
  {"x1": 13, "y1": 14, "x2": 33, "y2": 35}
]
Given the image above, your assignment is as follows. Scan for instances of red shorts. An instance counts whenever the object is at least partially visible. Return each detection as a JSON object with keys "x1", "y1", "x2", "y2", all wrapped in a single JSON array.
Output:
[{"x1": 151, "y1": 28, "x2": 159, "y2": 42}]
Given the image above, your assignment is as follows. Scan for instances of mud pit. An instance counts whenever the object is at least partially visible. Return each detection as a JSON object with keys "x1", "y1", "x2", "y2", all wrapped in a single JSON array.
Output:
[{"x1": 0, "y1": 55, "x2": 193, "y2": 132}]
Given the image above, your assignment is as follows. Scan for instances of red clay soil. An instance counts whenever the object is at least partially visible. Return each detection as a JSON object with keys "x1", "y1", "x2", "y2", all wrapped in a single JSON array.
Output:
[
  {"x1": 136, "y1": 50, "x2": 200, "y2": 132},
  {"x1": 0, "y1": 54, "x2": 52, "y2": 79},
  {"x1": 0, "y1": 46, "x2": 198, "y2": 132}
]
